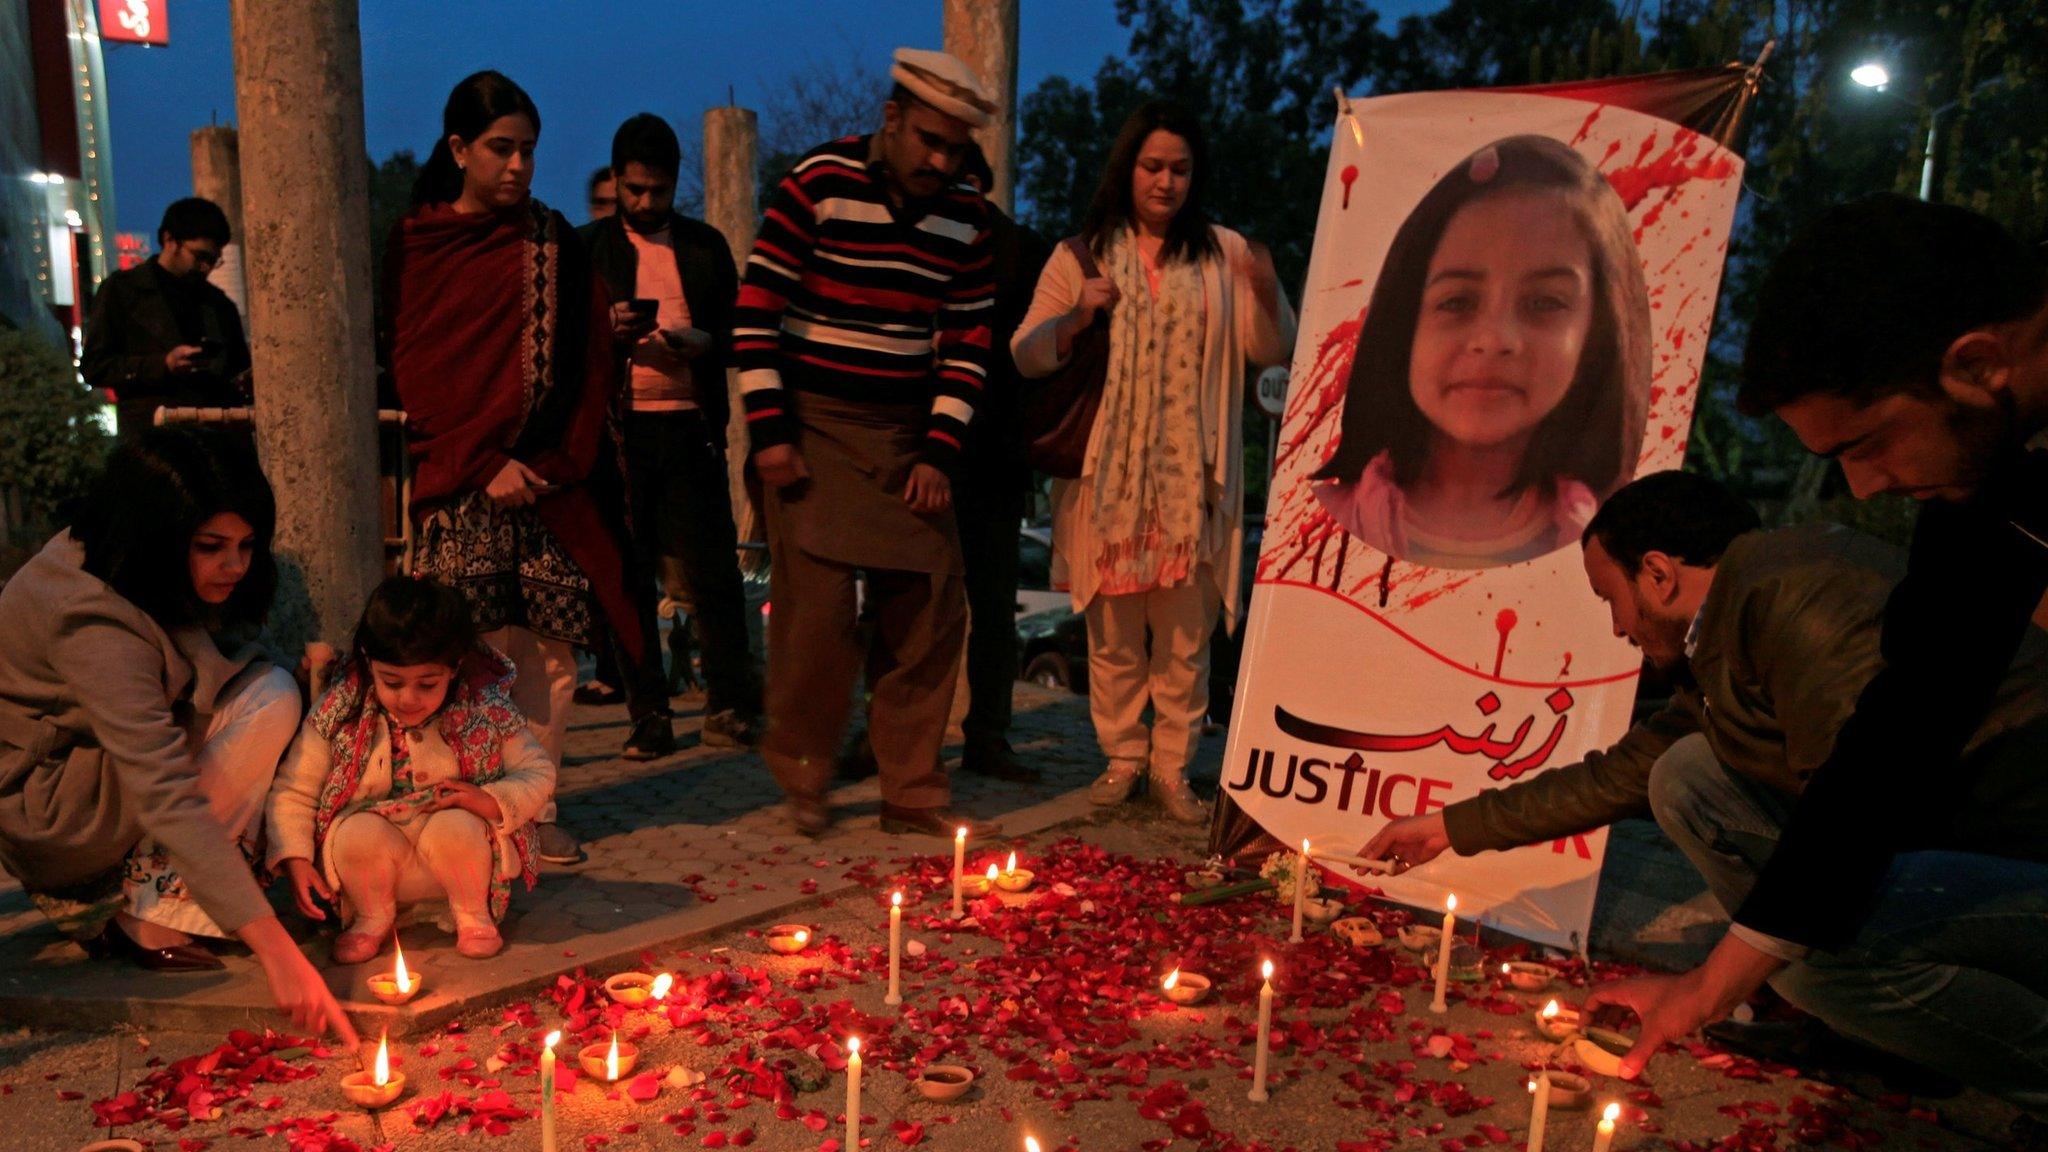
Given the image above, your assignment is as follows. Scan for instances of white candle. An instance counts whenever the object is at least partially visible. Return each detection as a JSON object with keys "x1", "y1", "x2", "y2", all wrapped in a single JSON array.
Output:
[
  {"x1": 540, "y1": 1030, "x2": 559, "y2": 1152},
  {"x1": 1249, "y1": 959, "x2": 1274, "y2": 1102},
  {"x1": 951, "y1": 827, "x2": 966, "y2": 919},
  {"x1": 1289, "y1": 839, "x2": 1310, "y2": 943},
  {"x1": 1526, "y1": 1072, "x2": 1550, "y2": 1152},
  {"x1": 846, "y1": 1037, "x2": 862, "y2": 1151},
  {"x1": 1430, "y1": 894, "x2": 1457, "y2": 1014},
  {"x1": 885, "y1": 891, "x2": 903, "y2": 1006},
  {"x1": 1591, "y1": 1102, "x2": 1620, "y2": 1152}
]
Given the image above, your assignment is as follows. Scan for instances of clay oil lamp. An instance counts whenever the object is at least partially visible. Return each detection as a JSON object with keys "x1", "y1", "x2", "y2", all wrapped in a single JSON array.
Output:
[
  {"x1": 1502, "y1": 960, "x2": 1558, "y2": 992},
  {"x1": 1160, "y1": 966, "x2": 1212, "y2": 1006},
  {"x1": 340, "y1": 1032, "x2": 405, "y2": 1109},
  {"x1": 366, "y1": 938, "x2": 421, "y2": 1005},
  {"x1": 767, "y1": 925, "x2": 812, "y2": 955},
  {"x1": 1535, "y1": 998, "x2": 1583, "y2": 1041},
  {"x1": 581, "y1": 1030, "x2": 638, "y2": 1081}
]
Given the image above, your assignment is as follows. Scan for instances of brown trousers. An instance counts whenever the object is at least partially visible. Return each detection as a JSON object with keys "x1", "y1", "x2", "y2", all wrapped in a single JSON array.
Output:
[
  {"x1": 757, "y1": 394, "x2": 966, "y2": 811},
  {"x1": 760, "y1": 506, "x2": 966, "y2": 809}
]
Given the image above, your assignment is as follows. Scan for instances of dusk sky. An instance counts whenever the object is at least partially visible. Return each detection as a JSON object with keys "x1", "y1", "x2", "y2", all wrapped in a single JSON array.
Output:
[{"x1": 102, "y1": 1, "x2": 1438, "y2": 244}]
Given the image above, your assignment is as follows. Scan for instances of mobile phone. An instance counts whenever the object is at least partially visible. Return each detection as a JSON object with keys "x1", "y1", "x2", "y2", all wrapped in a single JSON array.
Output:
[{"x1": 626, "y1": 298, "x2": 658, "y2": 319}]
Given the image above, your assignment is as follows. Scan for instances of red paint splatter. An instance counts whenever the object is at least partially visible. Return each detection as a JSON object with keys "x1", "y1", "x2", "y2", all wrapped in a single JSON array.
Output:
[
  {"x1": 1558, "y1": 652, "x2": 1573, "y2": 677},
  {"x1": 1570, "y1": 105, "x2": 1603, "y2": 145},
  {"x1": 1602, "y1": 129, "x2": 1736, "y2": 213},
  {"x1": 1340, "y1": 164, "x2": 1359, "y2": 209},
  {"x1": 1492, "y1": 609, "x2": 1519, "y2": 677}
]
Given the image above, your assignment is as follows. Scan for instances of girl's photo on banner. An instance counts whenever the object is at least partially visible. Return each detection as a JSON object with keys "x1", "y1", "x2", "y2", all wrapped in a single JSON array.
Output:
[{"x1": 1226, "y1": 78, "x2": 1749, "y2": 948}]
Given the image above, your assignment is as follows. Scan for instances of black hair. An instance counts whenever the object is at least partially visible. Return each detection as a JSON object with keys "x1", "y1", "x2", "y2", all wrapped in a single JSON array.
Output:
[
  {"x1": 588, "y1": 165, "x2": 613, "y2": 194},
  {"x1": 1739, "y1": 194, "x2": 2047, "y2": 416},
  {"x1": 958, "y1": 141, "x2": 994, "y2": 194},
  {"x1": 350, "y1": 575, "x2": 476, "y2": 669},
  {"x1": 610, "y1": 114, "x2": 681, "y2": 181},
  {"x1": 1079, "y1": 101, "x2": 1219, "y2": 265},
  {"x1": 1581, "y1": 470, "x2": 1761, "y2": 576},
  {"x1": 69, "y1": 427, "x2": 276, "y2": 630},
  {"x1": 887, "y1": 82, "x2": 922, "y2": 114},
  {"x1": 158, "y1": 197, "x2": 230, "y2": 247},
  {"x1": 411, "y1": 70, "x2": 542, "y2": 206},
  {"x1": 1312, "y1": 135, "x2": 1651, "y2": 502}
]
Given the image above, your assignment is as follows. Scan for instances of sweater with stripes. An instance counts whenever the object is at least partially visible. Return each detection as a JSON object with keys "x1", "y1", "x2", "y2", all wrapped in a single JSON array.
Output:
[{"x1": 733, "y1": 135, "x2": 995, "y2": 473}]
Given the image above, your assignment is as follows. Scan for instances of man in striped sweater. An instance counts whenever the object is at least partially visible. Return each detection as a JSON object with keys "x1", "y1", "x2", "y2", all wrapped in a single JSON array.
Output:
[{"x1": 734, "y1": 49, "x2": 998, "y2": 838}]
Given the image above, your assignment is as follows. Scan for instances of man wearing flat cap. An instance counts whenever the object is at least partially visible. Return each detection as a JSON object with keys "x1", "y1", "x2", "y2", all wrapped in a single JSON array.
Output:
[{"x1": 733, "y1": 48, "x2": 998, "y2": 838}]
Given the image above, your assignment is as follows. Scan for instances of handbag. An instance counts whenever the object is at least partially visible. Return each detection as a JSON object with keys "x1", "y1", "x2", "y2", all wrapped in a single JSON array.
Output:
[{"x1": 1021, "y1": 238, "x2": 1111, "y2": 479}]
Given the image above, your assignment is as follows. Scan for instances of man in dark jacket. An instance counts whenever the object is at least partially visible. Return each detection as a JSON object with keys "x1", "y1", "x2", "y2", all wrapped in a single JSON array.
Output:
[
  {"x1": 952, "y1": 145, "x2": 1051, "y2": 782},
  {"x1": 82, "y1": 198, "x2": 250, "y2": 438},
  {"x1": 1365, "y1": 471, "x2": 2048, "y2": 1118},
  {"x1": 580, "y1": 114, "x2": 761, "y2": 750}
]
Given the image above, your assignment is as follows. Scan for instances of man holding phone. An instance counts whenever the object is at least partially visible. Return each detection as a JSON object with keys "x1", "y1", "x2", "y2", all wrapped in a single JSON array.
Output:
[
  {"x1": 580, "y1": 114, "x2": 763, "y2": 755},
  {"x1": 83, "y1": 197, "x2": 252, "y2": 438}
]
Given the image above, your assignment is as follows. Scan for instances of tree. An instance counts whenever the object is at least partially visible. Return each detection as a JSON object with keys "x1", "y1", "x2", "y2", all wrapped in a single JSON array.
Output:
[{"x1": 758, "y1": 57, "x2": 890, "y2": 194}]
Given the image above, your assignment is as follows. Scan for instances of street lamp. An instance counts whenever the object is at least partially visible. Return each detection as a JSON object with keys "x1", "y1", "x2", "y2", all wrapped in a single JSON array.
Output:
[{"x1": 1849, "y1": 60, "x2": 2011, "y2": 201}]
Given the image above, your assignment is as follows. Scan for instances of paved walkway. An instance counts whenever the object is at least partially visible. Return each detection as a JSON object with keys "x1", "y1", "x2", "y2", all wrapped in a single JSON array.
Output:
[
  {"x1": 0, "y1": 681, "x2": 1727, "y2": 1038},
  {"x1": 0, "y1": 682, "x2": 1118, "y2": 1036}
]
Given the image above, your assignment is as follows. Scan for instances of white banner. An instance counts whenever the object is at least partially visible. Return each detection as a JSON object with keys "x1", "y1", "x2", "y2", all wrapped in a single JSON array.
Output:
[{"x1": 1227, "y1": 86, "x2": 1746, "y2": 948}]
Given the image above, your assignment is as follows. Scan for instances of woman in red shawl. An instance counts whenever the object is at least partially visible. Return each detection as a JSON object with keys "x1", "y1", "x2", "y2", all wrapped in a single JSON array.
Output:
[{"x1": 385, "y1": 71, "x2": 671, "y2": 865}]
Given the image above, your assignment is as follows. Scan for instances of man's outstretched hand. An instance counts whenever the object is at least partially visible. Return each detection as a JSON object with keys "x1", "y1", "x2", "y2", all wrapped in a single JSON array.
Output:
[
  {"x1": 1582, "y1": 932, "x2": 1785, "y2": 1078},
  {"x1": 1359, "y1": 811, "x2": 1451, "y2": 875}
]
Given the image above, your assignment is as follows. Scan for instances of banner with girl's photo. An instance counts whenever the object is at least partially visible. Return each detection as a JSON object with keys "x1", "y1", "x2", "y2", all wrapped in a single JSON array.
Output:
[{"x1": 1221, "y1": 67, "x2": 1756, "y2": 949}]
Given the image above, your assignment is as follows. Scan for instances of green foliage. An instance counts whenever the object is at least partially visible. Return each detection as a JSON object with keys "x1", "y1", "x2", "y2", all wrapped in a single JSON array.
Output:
[{"x1": 0, "y1": 328, "x2": 108, "y2": 554}]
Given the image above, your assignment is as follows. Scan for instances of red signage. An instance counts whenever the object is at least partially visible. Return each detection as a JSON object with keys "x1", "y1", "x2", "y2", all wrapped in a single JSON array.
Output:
[{"x1": 99, "y1": 0, "x2": 168, "y2": 46}]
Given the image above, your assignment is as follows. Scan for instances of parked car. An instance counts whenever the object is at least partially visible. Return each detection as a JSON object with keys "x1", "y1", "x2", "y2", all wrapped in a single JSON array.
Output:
[{"x1": 1015, "y1": 522, "x2": 1264, "y2": 726}]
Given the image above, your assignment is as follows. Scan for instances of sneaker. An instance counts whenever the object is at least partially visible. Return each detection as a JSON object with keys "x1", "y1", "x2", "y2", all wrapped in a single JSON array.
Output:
[
  {"x1": 1151, "y1": 775, "x2": 1209, "y2": 824},
  {"x1": 572, "y1": 679, "x2": 624, "y2": 706},
  {"x1": 455, "y1": 925, "x2": 505, "y2": 959},
  {"x1": 535, "y1": 822, "x2": 586, "y2": 865},
  {"x1": 786, "y1": 798, "x2": 831, "y2": 839},
  {"x1": 961, "y1": 740, "x2": 1042, "y2": 783},
  {"x1": 701, "y1": 709, "x2": 761, "y2": 749},
  {"x1": 1088, "y1": 762, "x2": 1142, "y2": 806},
  {"x1": 879, "y1": 804, "x2": 996, "y2": 838},
  {"x1": 622, "y1": 713, "x2": 676, "y2": 761}
]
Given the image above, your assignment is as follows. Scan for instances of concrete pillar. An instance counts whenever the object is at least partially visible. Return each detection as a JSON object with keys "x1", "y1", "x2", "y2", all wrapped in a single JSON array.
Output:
[
  {"x1": 188, "y1": 125, "x2": 249, "y2": 322},
  {"x1": 228, "y1": 0, "x2": 381, "y2": 652},
  {"x1": 703, "y1": 105, "x2": 761, "y2": 541},
  {"x1": 943, "y1": 0, "x2": 1020, "y2": 210}
]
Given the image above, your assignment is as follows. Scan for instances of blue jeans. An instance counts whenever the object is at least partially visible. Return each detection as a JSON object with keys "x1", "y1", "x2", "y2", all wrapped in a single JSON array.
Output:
[{"x1": 1648, "y1": 735, "x2": 2048, "y2": 1115}]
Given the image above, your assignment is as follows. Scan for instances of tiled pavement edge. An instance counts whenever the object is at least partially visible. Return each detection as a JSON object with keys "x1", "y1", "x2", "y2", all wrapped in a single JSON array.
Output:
[{"x1": 0, "y1": 681, "x2": 1723, "y2": 1036}]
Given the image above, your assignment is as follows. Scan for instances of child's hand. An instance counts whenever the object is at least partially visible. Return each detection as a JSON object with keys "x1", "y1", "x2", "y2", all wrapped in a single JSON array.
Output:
[
  {"x1": 429, "y1": 780, "x2": 504, "y2": 825},
  {"x1": 279, "y1": 857, "x2": 335, "y2": 921}
]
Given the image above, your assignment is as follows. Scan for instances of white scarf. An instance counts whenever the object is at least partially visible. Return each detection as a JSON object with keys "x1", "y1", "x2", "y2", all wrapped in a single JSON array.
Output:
[{"x1": 1088, "y1": 230, "x2": 1207, "y2": 595}]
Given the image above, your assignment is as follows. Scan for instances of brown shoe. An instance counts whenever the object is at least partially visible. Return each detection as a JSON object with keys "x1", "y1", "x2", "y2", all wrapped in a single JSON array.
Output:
[
  {"x1": 786, "y1": 798, "x2": 831, "y2": 839},
  {"x1": 879, "y1": 804, "x2": 998, "y2": 838}
]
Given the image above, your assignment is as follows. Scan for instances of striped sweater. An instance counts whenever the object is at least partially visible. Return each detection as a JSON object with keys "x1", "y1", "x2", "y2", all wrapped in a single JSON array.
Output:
[{"x1": 733, "y1": 135, "x2": 995, "y2": 472}]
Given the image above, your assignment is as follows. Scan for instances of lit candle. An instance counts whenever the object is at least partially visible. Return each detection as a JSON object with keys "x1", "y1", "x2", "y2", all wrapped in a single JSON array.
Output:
[
  {"x1": 394, "y1": 938, "x2": 411, "y2": 993},
  {"x1": 1591, "y1": 1102, "x2": 1620, "y2": 1152},
  {"x1": 1430, "y1": 894, "x2": 1457, "y2": 1014},
  {"x1": 846, "y1": 1037, "x2": 862, "y2": 1152},
  {"x1": 367, "y1": 935, "x2": 422, "y2": 1005},
  {"x1": 606, "y1": 1031, "x2": 621, "y2": 1082},
  {"x1": 951, "y1": 826, "x2": 966, "y2": 919},
  {"x1": 885, "y1": 890, "x2": 904, "y2": 1006},
  {"x1": 649, "y1": 972, "x2": 673, "y2": 1002},
  {"x1": 1290, "y1": 839, "x2": 1310, "y2": 944},
  {"x1": 1025, "y1": 1138, "x2": 1042, "y2": 1152},
  {"x1": 374, "y1": 1033, "x2": 390, "y2": 1087},
  {"x1": 1004, "y1": 850, "x2": 1018, "y2": 879},
  {"x1": 1526, "y1": 1073, "x2": 1550, "y2": 1152},
  {"x1": 1249, "y1": 959, "x2": 1274, "y2": 1102},
  {"x1": 984, "y1": 862, "x2": 999, "y2": 895},
  {"x1": 540, "y1": 1030, "x2": 560, "y2": 1152}
]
